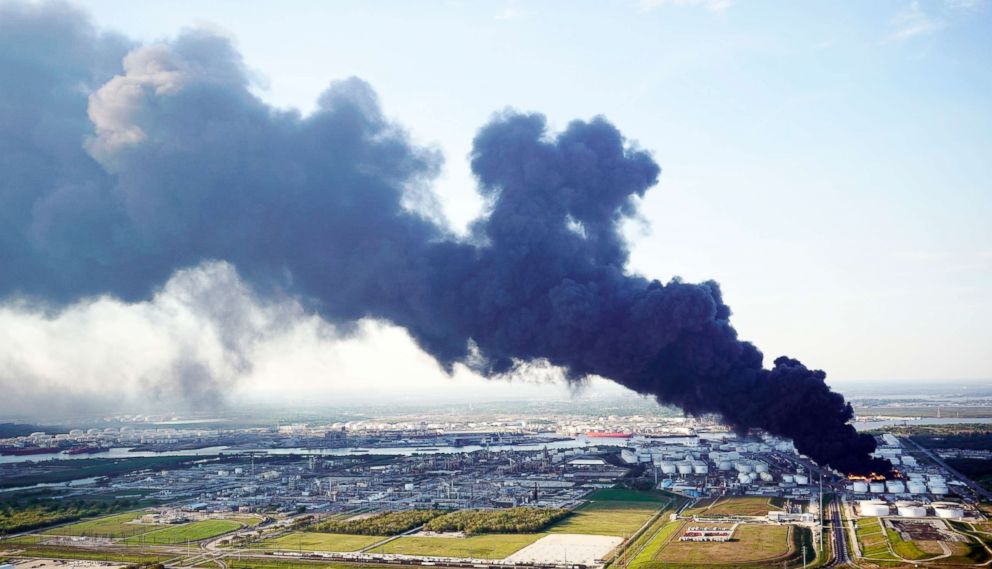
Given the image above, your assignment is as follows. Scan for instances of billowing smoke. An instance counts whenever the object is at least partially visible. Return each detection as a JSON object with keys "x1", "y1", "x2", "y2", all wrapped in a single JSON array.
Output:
[{"x1": 0, "y1": 1, "x2": 890, "y2": 475}]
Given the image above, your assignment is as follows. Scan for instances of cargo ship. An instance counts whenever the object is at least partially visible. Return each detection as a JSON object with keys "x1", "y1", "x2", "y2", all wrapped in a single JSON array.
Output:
[
  {"x1": 585, "y1": 431, "x2": 632, "y2": 439},
  {"x1": 0, "y1": 446, "x2": 60, "y2": 456}
]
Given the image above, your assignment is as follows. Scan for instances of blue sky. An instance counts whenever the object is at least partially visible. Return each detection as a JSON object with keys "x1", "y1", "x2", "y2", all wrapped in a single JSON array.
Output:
[{"x1": 64, "y1": 0, "x2": 992, "y2": 384}]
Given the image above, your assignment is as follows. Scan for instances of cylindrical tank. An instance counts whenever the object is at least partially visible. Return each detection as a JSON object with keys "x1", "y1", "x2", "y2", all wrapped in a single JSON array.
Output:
[
  {"x1": 897, "y1": 504, "x2": 926, "y2": 517},
  {"x1": 907, "y1": 481, "x2": 927, "y2": 494},
  {"x1": 693, "y1": 462, "x2": 709, "y2": 475},
  {"x1": 794, "y1": 474, "x2": 809, "y2": 485},
  {"x1": 934, "y1": 504, "x2": 964, "y2": 519},
  {"x1": 859, "y1": 500, "x2": 890, "y2": 516},
  {"x1": 870, "y1": 482, "x2": 886, "y2": 493},
  {"x1": 718, "y1": 460, "x2": 733, "y2": 471},
  {"x1": 754, "y1": 462, "x2": 769, "y2": 473},
  {"x1": 660, "y1": 462, "x2": 677, "y2": 474},
  {"x1": 759, "y1": 471, "x2": 773, "y2": 482},
  {"x1": 886, "y1": 480, "x2": 906, "y2": 493},
  {"x1": 782, "y1": 474, "x2": 794, "y2": 483},
  {"x1": 735, "y1": 461, "x2": 754, "y2": 473},
  {"x1": 930, "y1": 484, "x2": 948, "y2": 495},
  {"x1": 738, "y1": 472, "x2": 750, "y2": 484},
  {"x1": 677, "y1": 461, "x2": 693, "y2": 475},
  {"x1": 852, "y1": 481, "x2": 869, "y2": 493}
]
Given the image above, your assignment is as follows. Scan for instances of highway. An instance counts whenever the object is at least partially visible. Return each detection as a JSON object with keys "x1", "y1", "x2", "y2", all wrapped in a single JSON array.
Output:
[{"x1": 826, "y1": 498, "x2": 850, "y2": 567}]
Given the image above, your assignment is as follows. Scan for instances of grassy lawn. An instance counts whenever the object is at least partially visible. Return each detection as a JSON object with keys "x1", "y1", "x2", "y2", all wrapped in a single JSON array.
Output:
[
  {"x1": 655, "y1": 524, "x2": 793, "y2": 566},
  {"x1": 255, "y1": 531, "x2": 381, "y2": 552},
  {"x1": 42, "y1": 510, "x2": 154, "y2": 538},
  {"x1": 628, "y1": 520, "x2": 685, "y2": 569},
  {"x1": 121, "y1": 519, "x2": 241, "y2": 544},
  {"x1": 550, "y1": 501, "x2": 659, "y2": 537},
  {"x1": 885, "y1": 528, "x2": 932, "y2": 560},
  {"x1": 703, "y1": 497, "x2": 782, "y2": 517},
  {"x1": 379, "y1": 533, "x2": 543, "y2": 559},
  {"x1": 6, "y1": 545, "x2": 172, "y2": 564}
]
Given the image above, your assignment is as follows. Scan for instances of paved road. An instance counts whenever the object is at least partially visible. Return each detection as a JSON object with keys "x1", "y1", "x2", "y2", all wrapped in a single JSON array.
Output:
[
  {"x1": 902, "y1": 436, "x2": 992, "y2": 502},
  {"x1": 827, "y1": 499, "x2": 850, "y2": 567}
]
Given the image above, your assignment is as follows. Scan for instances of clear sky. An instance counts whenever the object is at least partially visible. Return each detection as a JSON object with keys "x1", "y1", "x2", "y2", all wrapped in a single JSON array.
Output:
[{"x1": 2, "y1": 0, "x2": 990, "y2": 418}]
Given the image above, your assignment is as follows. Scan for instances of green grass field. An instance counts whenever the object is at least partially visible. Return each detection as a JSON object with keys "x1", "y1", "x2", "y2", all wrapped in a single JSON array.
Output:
[
  {"x1": 549, "y1": 500, "x2": 660, "y2": 537},
  {"x1": 885, "y1": 528, "x2": 932, "y2": 560},
  {"x1": 628, "y1": 520, "x2": 684, "y2": 569},
  {"x1": 121, "y1": 519, "x2": 241, "y2": 544},
  {"x1": 702, "y1": 497, "x2": 782, "y2": 517},
  {"x1": 655, "y1": 524, "x2": 793, "y2": 566},
  {"x1": 7, "y1": 545, "x2": 172, "y2": 564},
  {"x1": 42, "y1": 510, "x2": 154, "y2": 538},
  {"x1": 255, "y1": 531, "x2": 381, "y2": 552},
  {"x1": 379, "y1": 533, "x2": 543, "y2": 559}
]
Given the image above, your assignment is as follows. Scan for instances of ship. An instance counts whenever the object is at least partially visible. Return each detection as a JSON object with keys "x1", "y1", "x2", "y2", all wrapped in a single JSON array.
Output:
[
  {"x1": 585, "y1": 431, "x2": 632, "y2": 439},
  {"x1": 0, "y1": 446, "x2": 61, "y2": 456}
]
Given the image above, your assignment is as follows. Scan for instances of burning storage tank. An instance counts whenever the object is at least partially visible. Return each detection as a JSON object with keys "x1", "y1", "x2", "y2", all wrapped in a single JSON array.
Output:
[{"x1": 859, "y1": 500, "x2": 891, "y2": 517}]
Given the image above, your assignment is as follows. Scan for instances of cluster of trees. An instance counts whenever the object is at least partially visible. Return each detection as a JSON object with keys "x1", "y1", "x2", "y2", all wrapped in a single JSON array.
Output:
[
  {"x1": 315, "y1": 510, "x2": 441, "y2": 536},
  {"x1": 423, "y1": 507, "x2": 570, "y2": 535},
  {"x1": 0, "y1": 493, "x2": 138, "y2": 533},
  {"x1": 124, "y1": 564, "x2": 164, "y2": 569}
]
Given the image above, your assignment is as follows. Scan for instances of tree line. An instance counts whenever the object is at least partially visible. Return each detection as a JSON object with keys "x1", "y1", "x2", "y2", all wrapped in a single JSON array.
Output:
[{"x1": 423, "y1": 507, "x2": 570, "y2": 535}]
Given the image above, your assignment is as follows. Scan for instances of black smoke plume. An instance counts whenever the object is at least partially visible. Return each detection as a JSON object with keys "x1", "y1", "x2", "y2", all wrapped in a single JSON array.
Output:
[{"x1": 0, "y1": 1, "x2": 890, "y2": 475}]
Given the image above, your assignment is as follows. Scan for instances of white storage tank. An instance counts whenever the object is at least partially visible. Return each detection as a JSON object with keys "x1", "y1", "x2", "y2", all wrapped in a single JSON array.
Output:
[
  {"x1": 852, "y1": 481, "x2": 869, "y2": 493},
  {"x1": 859, "y1": 500, "x2": 890, "y2": 517},
  {"x1": 930, "y1": 484, "x2": 949, "y2": 496},
  {"x1": 885, "y1": 480, "x2": 906, "y2": 494},
  {"x1": 738, "y1": 472, "x2": 750, "y2": 484},
  {"x1": 870, "y1": 482, "x2": 886, "y2": 493},
  {"x1": 718, "y1": 460, "x2": 733, "y2": 471},
  {"x1": 933, "y1": 504, "x2": 964, "y2": 519},
  {"x1": 907, "y1": 481, "x2": 927, "y2": 494},
  {"x1": 782, "y1": 474, "x2": 795, "y2": 483},
  {"x1": 902, "y1": 456, "x2": 917, "y2": 466},
  {"x1": 754, "y1": 462, "x2": 769, "y2": 473},
  {"x1": 660, "y1": 462, "x2": 677, "y2": 474},
  {"x1": 897, "y1": 504, "x2": 927, "y2": 517},
  {"x1": 677, "y1": 461, "x2": 693, "y2": 475},
  {"x1": 759, "y1": 471, "x2": 773, "y2": 482},
  {"x1": 794, "y1": 474, "x2": 809, "y2": 485},
  {"x1": 735, "y1": 461, "x2": 754, "y2": 473},
  {"x1": 693, "y1": 462, "x2": 709, "y2": 475}
]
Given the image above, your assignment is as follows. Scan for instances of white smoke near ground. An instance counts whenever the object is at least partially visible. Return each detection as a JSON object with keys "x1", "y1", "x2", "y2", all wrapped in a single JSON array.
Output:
[
  {"x1": 0, "y1": 262, "x2": 301, "y2": 419},
  {"x1": 0, "y1": 262, "x2": 604, "y2": 421}
]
